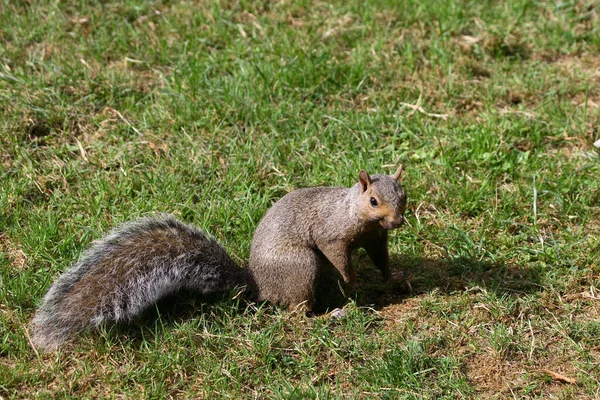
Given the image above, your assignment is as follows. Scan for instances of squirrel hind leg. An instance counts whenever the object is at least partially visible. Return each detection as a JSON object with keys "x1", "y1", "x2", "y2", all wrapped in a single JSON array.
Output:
[
  {"x1": 288, "y1": 299, "x2": 314, "y2": 314},
  {"x1": 251, "y1": 249, "x2": 320, "y2": 312},
  {"x1": 286, "y1": 278, "x2": 316, "y2": 313}
]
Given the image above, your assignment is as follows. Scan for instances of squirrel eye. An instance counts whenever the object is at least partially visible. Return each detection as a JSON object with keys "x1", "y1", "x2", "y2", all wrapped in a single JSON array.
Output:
[{"x1": 370, "y1": 197, "x2": 378, "y2": 206}]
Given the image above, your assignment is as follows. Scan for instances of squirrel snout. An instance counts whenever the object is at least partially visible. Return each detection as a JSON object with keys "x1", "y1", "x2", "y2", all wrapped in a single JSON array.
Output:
[
  {"x1": 381, "y1": 214, "x2": 404, "y2": 230},
  {"x1": 393, "y1": 215, "x2": 405, "y2": 228}
]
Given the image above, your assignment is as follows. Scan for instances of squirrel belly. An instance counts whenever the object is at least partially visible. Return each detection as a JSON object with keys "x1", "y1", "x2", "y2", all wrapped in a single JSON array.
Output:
[{"x1": 30, "y1": 215, "x2": 257, "y2": 352}]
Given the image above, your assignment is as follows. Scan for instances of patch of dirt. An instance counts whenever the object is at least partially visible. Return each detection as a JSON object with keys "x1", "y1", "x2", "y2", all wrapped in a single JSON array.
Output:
[
  {"x1": 0, "y1": 233, "x2": 27, "y2": 270},
  {"x1": 21, "y1": 111, "x2": 93, "y2": 148},
  {"x1": 465, "y1": 353, "x2": 526, "y2": 397},
  {"x1": 378, "y1": 297, "x2": 423, "y2": 330},
  {"x1": 545, "y1": 131, "x2": 598, "y2": 164},
  {"x1": 464, "y1": 352, "x2": 583, "y2": 398},
  {"x1": 538, "y1": 53, "x2": 600, "y2": 102},
  {"x1": 375, "y1": 276, "x2": 599, "y2": 397}
]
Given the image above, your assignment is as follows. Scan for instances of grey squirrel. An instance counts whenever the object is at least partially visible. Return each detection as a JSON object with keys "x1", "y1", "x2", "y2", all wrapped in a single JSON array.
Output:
[{"x1": 30, "y1": 166, "x2": 406, "y2": 352}]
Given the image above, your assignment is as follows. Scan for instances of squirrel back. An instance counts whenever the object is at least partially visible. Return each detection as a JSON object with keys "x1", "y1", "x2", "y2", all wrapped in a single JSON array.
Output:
[{"x1": 30, "y1": 215, "x2": 256, "y2": 352}]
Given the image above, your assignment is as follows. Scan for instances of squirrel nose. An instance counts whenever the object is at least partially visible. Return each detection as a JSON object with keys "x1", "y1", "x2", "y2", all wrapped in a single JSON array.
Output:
[
  {"x1": 391, "y1": 215, "x2": 404, "y2": 228},
  {"x1": 381, "y1": 215, "x2": 405, "y2": 230}
]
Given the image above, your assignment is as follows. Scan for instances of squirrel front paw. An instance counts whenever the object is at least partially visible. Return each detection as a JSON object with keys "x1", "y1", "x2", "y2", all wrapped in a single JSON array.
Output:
[{"x1": 344, "y1": 274, "x2": 358, "y2": 290}]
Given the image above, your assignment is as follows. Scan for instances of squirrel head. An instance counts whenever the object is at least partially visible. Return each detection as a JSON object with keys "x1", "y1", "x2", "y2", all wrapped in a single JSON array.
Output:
[{"x1": 357, "y1": 165, "x2": 407, "y2": 230}]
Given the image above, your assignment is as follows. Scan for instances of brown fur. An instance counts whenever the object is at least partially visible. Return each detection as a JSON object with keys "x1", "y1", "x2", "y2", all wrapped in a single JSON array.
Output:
[{"x1": 249, "y1": 167, "x2": 406, "y2": 311}]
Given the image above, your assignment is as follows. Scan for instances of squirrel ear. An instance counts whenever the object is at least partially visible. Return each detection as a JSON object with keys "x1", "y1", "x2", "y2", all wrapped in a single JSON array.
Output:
[
  {"x1": 358, "y1": 170, "x2": 372, "y2": 192},
  {"x1": 391, "y1": 164, "x2": 403, "y2": 181}
]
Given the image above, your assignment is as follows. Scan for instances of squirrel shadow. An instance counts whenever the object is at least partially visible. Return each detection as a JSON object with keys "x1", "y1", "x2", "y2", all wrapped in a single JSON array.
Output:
[
  {"x1": 95, "y1": 290, "x2": 260, "y2": 348},
  {"x1": 94, "y1": 253, "x2": 543, "y2": 346},
  {"x1": 313, "y1": 251, "x2": 544, "y2": 312},
  {"x1": 348, "y1": 253, "x2": 544, "y2": 310}
]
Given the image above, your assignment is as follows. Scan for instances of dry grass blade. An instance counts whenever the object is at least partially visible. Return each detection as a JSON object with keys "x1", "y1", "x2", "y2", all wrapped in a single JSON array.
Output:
[
  {"x1": 399, "y1": 100, "x2": 449, "y2": 120},
  {"x1": 540, "y1": 369, "x2": 577, "y2": 384}
]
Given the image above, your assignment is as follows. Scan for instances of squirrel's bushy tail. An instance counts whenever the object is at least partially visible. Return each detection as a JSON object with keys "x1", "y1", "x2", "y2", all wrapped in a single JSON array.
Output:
[{"x1": 30, "y1": 215, "x2": 256, "y2": 352}]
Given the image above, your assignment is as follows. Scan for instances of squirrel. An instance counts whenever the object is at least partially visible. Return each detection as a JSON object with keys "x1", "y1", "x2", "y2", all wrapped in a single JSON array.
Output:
[{"x1": 30, "y1": 165, "x2": 406, "y2": 352}]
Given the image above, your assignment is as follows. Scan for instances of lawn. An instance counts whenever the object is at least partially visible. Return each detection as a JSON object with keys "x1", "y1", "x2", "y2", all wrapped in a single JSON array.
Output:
[{"x1": 1, "y1": 0, "x2": 599, "y2": 398}]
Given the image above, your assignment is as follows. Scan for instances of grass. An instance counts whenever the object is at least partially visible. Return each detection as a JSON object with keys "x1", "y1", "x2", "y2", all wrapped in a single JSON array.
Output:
[{"x1": 1, "y1": 0, "x2": 599, "y2": 398}]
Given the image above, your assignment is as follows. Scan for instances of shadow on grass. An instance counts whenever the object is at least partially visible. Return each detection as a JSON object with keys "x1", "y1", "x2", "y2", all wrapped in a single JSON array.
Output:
[
  {"x1": 314, "y1": 253, "x2": 545, "y2": 312},
  {"x1": 93, "y1": 290, "x2": 258, "y2": 348},
  {"x1": 357, "y1": 254, "x2": 544, "y2": 309},
  {"x1": 88, "y1": 254, "x2": 544, "y2": 345}
]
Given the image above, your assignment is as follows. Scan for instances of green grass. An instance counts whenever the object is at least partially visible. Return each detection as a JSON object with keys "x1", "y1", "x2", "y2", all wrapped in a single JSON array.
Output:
[{"x1": 1, "y1": 0, "x2": 599, "y2": 398}]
